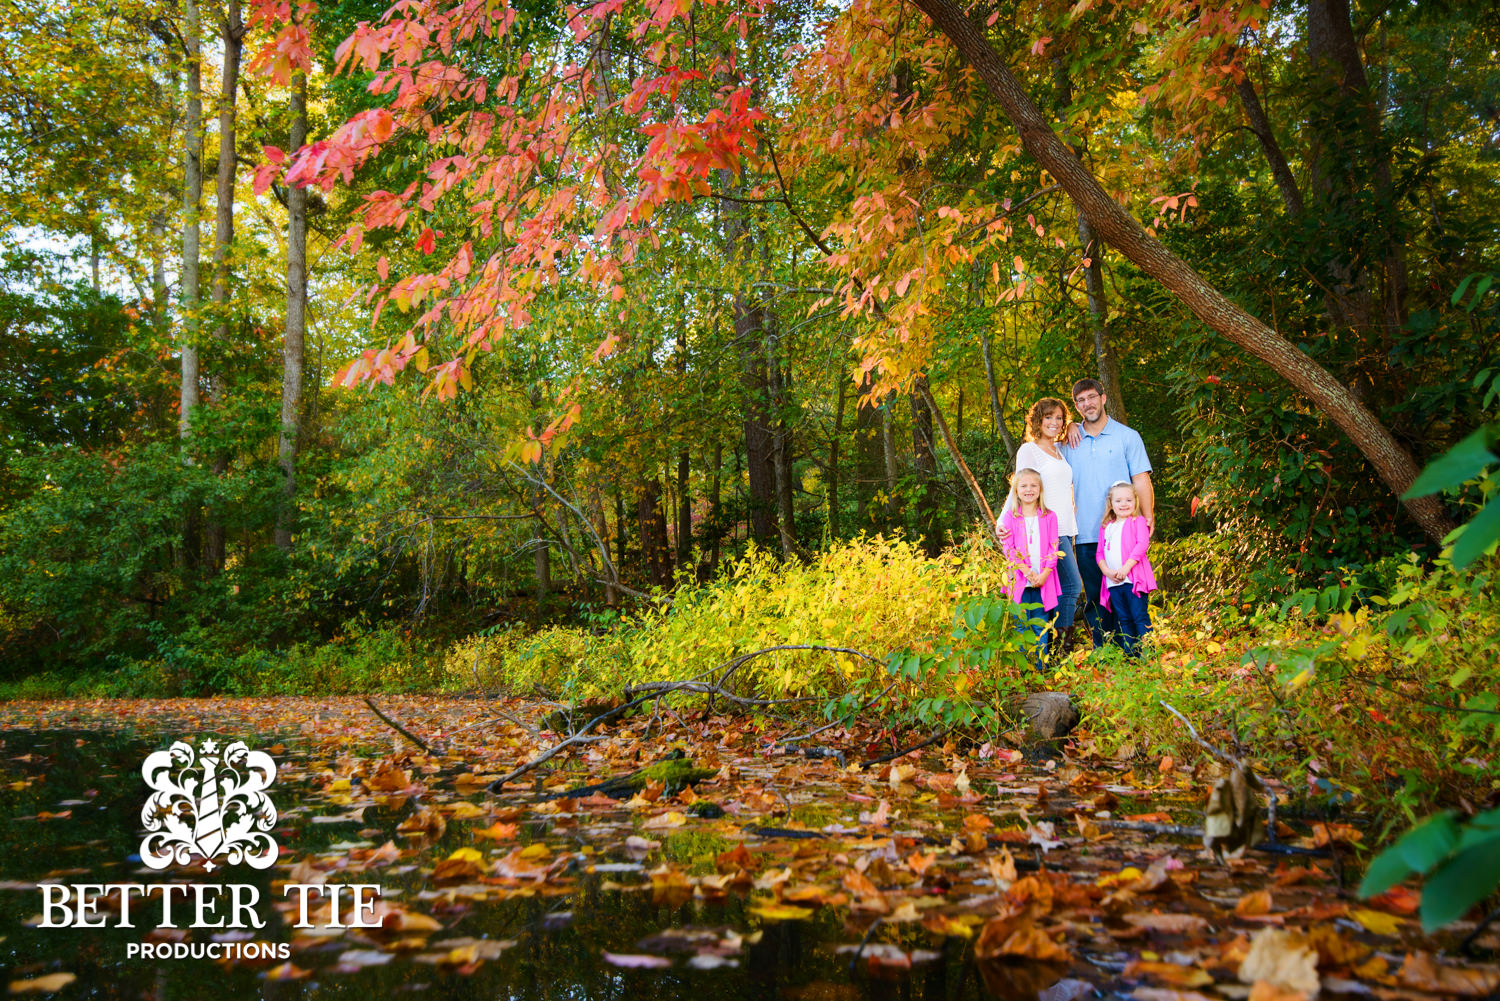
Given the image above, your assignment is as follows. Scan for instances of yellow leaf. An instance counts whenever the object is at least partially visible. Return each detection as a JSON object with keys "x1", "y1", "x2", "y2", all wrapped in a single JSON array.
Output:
[
  {"x1": 748, "y1": 903, "x2": 814, "y2": 921},
  {"x1": 8, "y1": 973, "x2": 77, "y2": 994},
  {"x1": 446, "y1": 847, "x2": 484, "y2": 864},
  {"x1": 642, "y1": 811, "x2": 688, "y2": 830},
  {"x1": 1350, "y1": 909, "x2": 1402, "y2": 936}
]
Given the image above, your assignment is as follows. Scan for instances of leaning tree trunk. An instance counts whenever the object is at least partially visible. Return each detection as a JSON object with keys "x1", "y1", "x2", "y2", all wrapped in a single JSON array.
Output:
[
  {"x1": 911, "y1": 375, "x2": 943, "y2": 557},
  {"x1": 905, "y1": 0, "x2": 1452, "y2": 543},
  {"x1": 276, "y1": 72, "x2": 308, "y2": 552}
]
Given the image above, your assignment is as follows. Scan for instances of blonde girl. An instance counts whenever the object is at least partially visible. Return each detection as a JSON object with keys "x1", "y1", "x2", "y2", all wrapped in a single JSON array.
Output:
[
  {"x1": 1095, "y1": 481, "x2": 1158, "y2": 656},
  {"x1": 997, "y1": 468, "x2": 1060, "y2": 667}
]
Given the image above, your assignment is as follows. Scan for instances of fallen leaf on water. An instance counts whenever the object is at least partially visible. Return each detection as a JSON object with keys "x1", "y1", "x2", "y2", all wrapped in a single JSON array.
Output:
[
  {"x1": 8, "y1": 973, "x2": 76, "y2": 994},
  {"x1": 1349, "y1": 908, "x2": 1402, "y2": 936},
  {"x1": 1309, "y1": 822, "x2": 1362, "y2": 847},
  {"x1": 1235, "y1": 890, "x2": 1274, "y2": 918},
  {"x1": 1131, "y1": 989, "x2": 1217, "y2": 1001},
  {"x1": 603, "y1": 952, "x2": 672, "y2": 969},
  {"x1": 262, "y1": 962, "x2": 313, "y2": 981},
  {"x1": 641, "y1": 811, "x2": 688, "y2": 830},
  {"x1": 748, "y1": 902, "x2": 815, "y2": 921},
  {"x1": 1123, "y1": 912, "x2": 1209, "y2": 934},
  {"x1": 1368, "y1": 886, "x2": 1420, "y2": 914},
  {"x1": 1040, "y1": 978, "x2": 1096, "y2": 1001},
  {"x1": 1125, "y1": 960, "x2": 1214, "y2": 988},
  {"x1": 473, "y1": 821, "x2": 518, "y2": 841},
  {"x1": 1397, "y1": 951, "x2": 1500, "y2": 996}
]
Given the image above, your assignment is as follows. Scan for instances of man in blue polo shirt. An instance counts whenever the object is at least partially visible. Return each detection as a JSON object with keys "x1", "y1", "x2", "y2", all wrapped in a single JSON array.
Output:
[{"x1": 1062, "y1": 378, "x2": 1155, "y2": 650}]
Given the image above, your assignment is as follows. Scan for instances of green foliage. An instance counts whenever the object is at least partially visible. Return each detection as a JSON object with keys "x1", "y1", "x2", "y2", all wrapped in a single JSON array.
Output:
[{"x1": 1360, "y1": 809, "x2": 1500, "y2": 931}]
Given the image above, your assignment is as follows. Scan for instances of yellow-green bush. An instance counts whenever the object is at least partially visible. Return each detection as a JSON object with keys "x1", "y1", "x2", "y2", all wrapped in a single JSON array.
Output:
[{"x1": 443, "y1": 535, "x2": 1014, "y2": 700}]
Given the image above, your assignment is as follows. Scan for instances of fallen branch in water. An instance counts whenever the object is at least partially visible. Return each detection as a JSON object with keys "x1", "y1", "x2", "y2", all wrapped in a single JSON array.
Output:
[
  {"x1": 490, "y1": 643, "x2": 884, "y2": 792},
  {"x1": 364, "y1": 698, "x2": 432, "y2": 753}
]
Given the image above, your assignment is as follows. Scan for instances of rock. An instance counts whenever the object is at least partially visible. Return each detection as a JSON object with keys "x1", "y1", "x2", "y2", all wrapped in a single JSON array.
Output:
[{"x1": 1020, "y1": 692, "x2": 1080, "y2": 741}]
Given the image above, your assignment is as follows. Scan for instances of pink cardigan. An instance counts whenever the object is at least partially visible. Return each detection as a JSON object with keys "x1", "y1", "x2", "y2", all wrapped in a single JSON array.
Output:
[
  {"x1": 1096, "y1": 515, "x2": 1158, "y2": 609},
  {"x1": 998, "y1": 509, "x2": 1061, "y2": 610}
]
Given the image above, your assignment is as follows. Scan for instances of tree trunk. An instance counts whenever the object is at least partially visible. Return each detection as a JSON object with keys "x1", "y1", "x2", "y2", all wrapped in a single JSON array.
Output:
[
  {"x1": 1077, "y1": 214, "x2": 1126, "y2": 422},
  {"x1": 828, "y1": 378, "x2": 845, "y2": 540},
  {"x1": 911, "y1": 375, "x2": 943, "y2": 557},
  {"x1": 1235, "y1": 73, "x2": 1305, "y2": 218},
  {"x1": 636, "y1": 477, "x2": 673, "y2": 588},
  {"x1": 533, "y1": 523, "x2": 550, "y2": 622},
  {"x1": 178, "y1": 0, "x2": 203, "y2": 438},
  {"x1": 905, "y1": 0, "x2": 1451, "y2": 543},
  {"x1": 1306, "y1": 0, "x2": 1408, "y2": 355},
  {"x1": 883, "y1": 400, "x2": 901, "y2": 533},
  {"x1": 765, "y1": 309, "x2": 797, "y2": 558},
  {"x1": 276, "y1": 72, "x2": 308, "y2": 552},
  {"x1": 210, "y1": 0, "x2": 241, "y2": 349},
  {"x1": 978, "y1": 324, "x2": 1016, "y2": 460},
  {"x1": 1053, "y1": 59, "x2": 1126, "y2": 420},
  {"x1": 854, "y1": 370, "x2": 884, "y2": 527},
  {"x1": 202, "y1": 0, "x2": 242, "y2": 576},
  {"x1": 704, "y1": 443, "x2": 723, "y2": 578}
]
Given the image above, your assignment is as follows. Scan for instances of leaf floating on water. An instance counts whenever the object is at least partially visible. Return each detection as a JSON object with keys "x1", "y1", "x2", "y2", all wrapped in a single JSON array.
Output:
[
  {"x1": 602, "y1": 952, "x2": 672, "y2": 969},
  {"x1": 7, "y1": 973, "x2": 77, "y2": 995},
  {"x1": 748, "y1": 902, "x2": 815, "y2": 921}
]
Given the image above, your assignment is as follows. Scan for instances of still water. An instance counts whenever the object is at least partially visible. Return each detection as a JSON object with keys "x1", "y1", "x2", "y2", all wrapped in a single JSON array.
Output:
[{"x1": 0, "y1": 727, "x2": 1098, "y2": 1001}]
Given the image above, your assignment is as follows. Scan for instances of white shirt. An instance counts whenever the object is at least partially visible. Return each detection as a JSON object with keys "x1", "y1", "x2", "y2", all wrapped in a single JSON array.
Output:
[
  {"x1": 1024, "y1": 515, "x2": 1043, "y2": 577},
  {"x1": 1103, "y1": 520, "x2": 1126, "y2": 574},
  {"x1": 1001, "y1": 441, "x2": 1078, "y2": 538}
]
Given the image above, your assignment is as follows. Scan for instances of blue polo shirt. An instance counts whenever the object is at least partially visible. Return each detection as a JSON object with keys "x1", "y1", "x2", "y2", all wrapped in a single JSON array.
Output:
[{"x1": 1061, "y1": 418, "x2": 1152, "y2": 544}]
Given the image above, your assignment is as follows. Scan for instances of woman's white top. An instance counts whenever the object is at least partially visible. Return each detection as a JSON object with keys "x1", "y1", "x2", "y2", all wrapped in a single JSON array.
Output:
[
  {"x1": 1102, "y1": 520, "x2": 1126, "y2": 572},
  {"x1": 1023, "y1": 515, "x2": 1043, "y2": 577},
  {"x1": 1002, "y1": 441, "x2": 1078, "y2": 538}
]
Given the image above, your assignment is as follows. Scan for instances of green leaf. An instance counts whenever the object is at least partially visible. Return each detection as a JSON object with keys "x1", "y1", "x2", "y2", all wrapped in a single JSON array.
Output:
[
  {"x1": 1450, "y1": 497, "x2": 1500, "y2": 570},
  {"x1": 1419, "y1": 840, "x2": 1500, "y2": 931},
  {"x1": 1359, "y1": 844, "x2": 1416, "y2": 899},
  {"x1": 1396, "y1": 812, "x2": 1460, "y2": 873},
  {"x1": 1451, "y1": 274, "x2": 1475, "y2": 306},
  {"x1": 1403, "y1": 428, "x2": 1497, "y2": 499}
]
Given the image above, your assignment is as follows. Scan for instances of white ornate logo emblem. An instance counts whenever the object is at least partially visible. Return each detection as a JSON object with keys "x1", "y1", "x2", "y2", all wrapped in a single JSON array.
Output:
[{"x1": 140, "y1": 739, "x2": 279, "y2": 871}]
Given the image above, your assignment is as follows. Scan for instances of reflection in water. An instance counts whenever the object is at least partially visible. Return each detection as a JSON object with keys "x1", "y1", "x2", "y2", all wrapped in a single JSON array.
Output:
[{"x1": 0, "y1": 728, "x2": 1085, "y2": 1000}]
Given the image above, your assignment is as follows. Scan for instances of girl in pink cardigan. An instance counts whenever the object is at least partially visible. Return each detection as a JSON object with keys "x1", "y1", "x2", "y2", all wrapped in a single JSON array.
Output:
[
  {"x1": 998, "y1": 468, "x2": 1060, "y2": 668},
  {"x1": 1096, "y1": 481, "x2": 1157, "y2": 656}
]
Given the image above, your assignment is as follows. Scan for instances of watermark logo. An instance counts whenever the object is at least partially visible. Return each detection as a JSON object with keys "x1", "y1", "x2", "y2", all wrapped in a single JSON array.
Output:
[{"x1": 140, "y1": 739, "x2": 278, "y2": 871}]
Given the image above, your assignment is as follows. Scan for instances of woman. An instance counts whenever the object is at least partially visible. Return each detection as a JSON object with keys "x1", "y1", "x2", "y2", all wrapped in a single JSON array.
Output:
[{"x1": 999, "y1": 398, "x2": 1083, "y2": 656}]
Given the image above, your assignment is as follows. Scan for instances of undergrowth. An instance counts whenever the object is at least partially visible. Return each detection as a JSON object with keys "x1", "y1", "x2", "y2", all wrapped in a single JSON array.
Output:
[{"x1": 4, "y1": 533, "x2": 1494, "y2": 825}]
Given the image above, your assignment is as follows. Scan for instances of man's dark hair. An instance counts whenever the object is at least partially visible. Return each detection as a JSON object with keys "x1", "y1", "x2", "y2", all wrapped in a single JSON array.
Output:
[{"x1": 1072, "y1": 378, "x2": 1105, "y2": 400}]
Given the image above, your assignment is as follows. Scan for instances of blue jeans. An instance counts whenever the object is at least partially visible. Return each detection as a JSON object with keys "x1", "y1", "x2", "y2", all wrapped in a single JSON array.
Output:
[
  {"x1": 1017, "y1": 587, "x2": 1050, "y2": 668},
  {"x1": 1074, "y1": 542, "x2": 1117, "y2": 650},
  {"x1": 1051, "y1": 535, "x2": 1082, "y2": 632},
  {"x1": 1108, "y1": 583, "x2": 1152, "y2": 657}
]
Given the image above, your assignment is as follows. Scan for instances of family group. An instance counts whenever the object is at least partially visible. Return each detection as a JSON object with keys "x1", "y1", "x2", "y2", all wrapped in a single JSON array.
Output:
[{"x1": 996, "y1": 379, "x2": 1158, "y2": 665}]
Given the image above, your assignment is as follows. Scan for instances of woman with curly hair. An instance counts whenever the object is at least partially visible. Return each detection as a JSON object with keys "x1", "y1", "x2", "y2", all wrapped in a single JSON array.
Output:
[{"x1": 999, "y1": 397, "x2": 1084, "y2": 662}]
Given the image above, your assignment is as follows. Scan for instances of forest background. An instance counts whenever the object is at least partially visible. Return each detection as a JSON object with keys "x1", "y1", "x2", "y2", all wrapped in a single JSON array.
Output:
[{"x1": 0, "y1": 0, "x2": 1498, "y2": 847}]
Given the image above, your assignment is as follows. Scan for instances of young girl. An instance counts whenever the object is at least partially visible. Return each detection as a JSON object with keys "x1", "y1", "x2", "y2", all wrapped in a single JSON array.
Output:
[
  {"x1": 1096, "y1": 481, "x2": 1157, "y2": 656},
  {"x1": 998, "y1": 469, "x2": 1060, "y2": 668}
]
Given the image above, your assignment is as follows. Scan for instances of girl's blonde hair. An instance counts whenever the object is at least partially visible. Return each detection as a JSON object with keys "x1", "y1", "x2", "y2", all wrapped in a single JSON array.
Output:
[
  {"x1": 1025, "y1": 397, "x2": 1069, "y2": 443},
  {"x1": 1101, "y1": 480, "x2": 1139, "y2": 525},
  {"x1": 1009, "y1": 467, "x2": 1050, "y2": 515}
]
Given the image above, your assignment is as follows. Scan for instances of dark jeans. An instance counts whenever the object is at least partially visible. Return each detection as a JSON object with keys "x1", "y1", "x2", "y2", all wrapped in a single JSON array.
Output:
[
  {"x1": 1051, "y1": 535, "x2": 1083, "y2": 632},
  {"x1": 1108, "y1": 583, "x2": 1152, "y2": 657},
  {"x1": 1017, "y1": 586, "x2": 1050, "y2": 668},
  {"x1": 1074, "y1": 542, "x2": 1117, "y2": 650}
]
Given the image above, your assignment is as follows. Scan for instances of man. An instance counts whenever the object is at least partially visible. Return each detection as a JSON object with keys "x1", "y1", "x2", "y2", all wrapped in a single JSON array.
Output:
[{"x1": 1063, "y1": 379, "x2": 1154, "y2": 650}]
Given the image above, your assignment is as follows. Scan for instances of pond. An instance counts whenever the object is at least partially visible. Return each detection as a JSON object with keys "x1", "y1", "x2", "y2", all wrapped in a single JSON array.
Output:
[{"x1": 1, "y1": 697, "x2": 1440, "y2": 1001}]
